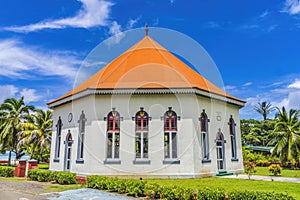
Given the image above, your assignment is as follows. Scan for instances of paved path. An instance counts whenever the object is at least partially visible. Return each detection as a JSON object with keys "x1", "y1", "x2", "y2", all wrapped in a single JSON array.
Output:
[{"x1": 220, "y1": 174, "x2": 300, "y2": 183}]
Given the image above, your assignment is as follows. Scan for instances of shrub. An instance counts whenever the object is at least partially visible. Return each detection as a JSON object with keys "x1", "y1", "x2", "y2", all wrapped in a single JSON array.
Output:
[
  {"x1": 0, "y1": 166, "x2": 14, "y2": 177},
  {"x1": 27, "y1": 169, "x2": 39, "y2": 181},
  {"x1": 52, "y1": 171, "x2": 76, "y2": 184},
  {"x1": 37, "y1": 170, "x2": 52, "y2": 182},
  {"x1": 268, "y1": 164, "x2": 282, "y2": 176},
  {"x1": 229, "y1": 190, "x2": 294, "y2": 200},
  {"x1": 244, "y1": 161, "x2": 256, "y2": 179},
  {"x1": 87, "y1": 175, "x2": 295, "y2": 200}
]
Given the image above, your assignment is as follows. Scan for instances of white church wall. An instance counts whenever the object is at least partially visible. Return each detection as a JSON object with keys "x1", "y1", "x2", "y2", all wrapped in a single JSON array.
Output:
[{"x1": 50, "y1": 93, "x2": 244, "y2": 177}]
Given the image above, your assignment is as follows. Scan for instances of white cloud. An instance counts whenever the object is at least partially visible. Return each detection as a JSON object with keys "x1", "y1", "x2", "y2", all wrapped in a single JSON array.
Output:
[
  {"x1": 3, "y1": 0, "x2": 113, "y2": 33},
  {"x1": 283, "y1": 0, "x2": 300, "y2": 15},
  {"x1": 260, "y1": 10, "x2": 269, "y2": 18},
  {"x1": 126, "y1": 17, "x2": 141, "y2": 29},
  {"x1": 288, "y1": 79, "x2": 300, "y2": 89},
  {"x1": 224, "y1": 85, "x2": 236, "y2": 90},
  {"x1": 243, "y1": 82, "x2": 253, "y2": 87},
  {"x1": 0, "y1": 39, "x2": 79, "y2": 80},
  {"x1": 0, "y1": 85, "x2": 19, "y2": 103},
  {"x1": 20, "y1": 88, "x2": 42, "y2": 103}
]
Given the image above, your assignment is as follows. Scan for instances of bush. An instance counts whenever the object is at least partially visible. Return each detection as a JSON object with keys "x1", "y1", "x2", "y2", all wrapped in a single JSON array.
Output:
[
  {"x1": 268, "y1": 164, "x2": 282, "y2": 176},
  {"x1": 0, "y1": 166, "x2": 14, "y2": 177},
  {"x1": 244, "y1": 161, "x2": 256, "y2": 179},
  {"x1": 27, "y1": 169, "x2": 76, "y2": 184},
  {"x1": 87, "y1": 175, "x2": 295, "y2": 200},
  {"x1": 36, "y1": 170, "x2": 52, "y2": 182},
  {"x1": 27, "y1": 169, "x2": 39, "y2": 181},
  {"x1": 51, "y1": 171, "x2": 76, "y2": 185},
  {"x1": 229, "y1": 190, "x2": 294, "y2": 200}
]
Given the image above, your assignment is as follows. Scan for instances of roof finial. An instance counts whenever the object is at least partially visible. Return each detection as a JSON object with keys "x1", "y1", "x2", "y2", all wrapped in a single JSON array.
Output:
[{"x1": 145, "y1": 23, "x2": 149, "y2": 36}]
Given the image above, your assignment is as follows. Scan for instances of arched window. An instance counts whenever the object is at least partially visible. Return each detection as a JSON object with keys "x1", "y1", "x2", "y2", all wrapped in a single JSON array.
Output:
[
  {"x1": 200, "y1": 110, "x2": 210, "y2": 162},
  {"x1": 65, "y1": 132, "x2": 73, "y2": 171},
  {"x1": 77, "y1": 111, "x2": 86, "y2": 163},
  {"x1": 216, "y1": 130, "x2": 225, "y2": 171},
  {"x1": 164, "y1": 107, "x2": 177, "y2": 159},
  {"x1": 106, "y1": 108, "x2": 120, "y2": 159},
  {"x1": 229, "y1": 115, "x2": 237, "y2": 160},
  {"x1": 135, "y1": 108, "x2": 149, "y2": 159},
  {"x1": 54, "y1": 116, "x2": 62, "y2": 162}
]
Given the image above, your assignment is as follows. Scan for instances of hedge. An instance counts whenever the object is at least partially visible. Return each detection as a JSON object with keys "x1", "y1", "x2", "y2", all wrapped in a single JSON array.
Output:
[
  {"x1": 27, "y1": 169, "x2": 76, "y2": 185},
  {"x1": 0, "y1": 166, "x2": 14, "y2": 177},
  {"x1": 87, "y1": 175, "x2": 295, "y2": 200}
]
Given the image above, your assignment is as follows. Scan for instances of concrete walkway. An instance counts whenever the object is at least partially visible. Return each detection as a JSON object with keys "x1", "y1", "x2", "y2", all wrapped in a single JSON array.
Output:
[{"x1": 220, "y1": 174, "x2": 300, "y2": 183}]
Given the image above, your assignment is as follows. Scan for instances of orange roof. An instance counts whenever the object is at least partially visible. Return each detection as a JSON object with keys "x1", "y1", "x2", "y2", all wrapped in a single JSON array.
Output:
[{"x1": 48, "y1": 35, "x2": 245, "y2": 105}]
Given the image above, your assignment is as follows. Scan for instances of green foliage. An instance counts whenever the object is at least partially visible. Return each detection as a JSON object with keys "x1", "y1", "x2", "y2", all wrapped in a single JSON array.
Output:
[
  {"x1": 243, "y1": 161, "x2": 256, "y2": 179},
  {"x1": 51, "y1": 171, "x2": 76, "y2": 185},
  {"x1": 27, "y1": 169, "x2": 76, "y2": 184},
  {"x1": 37, "y1": 169, "x2": 52, "y2": 182},
  {"x1": 87, "y1": 175, "x2": 295, "y2": 200},
  {"x1": 268, "y1": 164, "x2": 282, "y2": 176},
  {"x1": 27, "y1": 169, "x2": 38, "y2": 181},
  {"x1": 229, "y1": 190, "x2": 294, "y2": 200},
  {"x1": 0, "y1": 166, "x2": 14, "y2": 177}
]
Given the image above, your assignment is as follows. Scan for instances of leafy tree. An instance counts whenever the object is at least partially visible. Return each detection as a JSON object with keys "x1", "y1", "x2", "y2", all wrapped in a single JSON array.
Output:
[
  {"x1": 18, "y1": 109, "x2": 52, "y2": 162},
  {"x1": 254, "y1": 101, "x2": 275, "y2": 120},
  {"x1": 268, "y1": 107, "x2": 300, "y2": 164},
  {"x1": 0, "y1": 97, "x2": 35, "y2": 165}
]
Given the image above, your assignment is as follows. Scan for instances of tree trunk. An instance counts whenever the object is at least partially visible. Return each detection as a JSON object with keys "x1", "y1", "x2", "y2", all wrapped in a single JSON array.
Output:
[{"x1": 7, "y1": 149, "x2": 12, "y2": 166}]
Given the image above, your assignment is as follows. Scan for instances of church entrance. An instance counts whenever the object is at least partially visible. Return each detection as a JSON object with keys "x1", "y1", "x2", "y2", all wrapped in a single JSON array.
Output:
[
  {"x1": 216, "y1": 131, "x2": 225, "y2": 171},
  {"x1": 64, "y1": 132, "x2": 73, "y2": 171}
]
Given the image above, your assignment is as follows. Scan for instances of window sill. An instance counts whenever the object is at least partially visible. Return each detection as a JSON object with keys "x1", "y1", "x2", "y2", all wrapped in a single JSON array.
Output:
[
  {"x1": 133, "y1": 159, "x2": 151, "y2": 165},
  {"x1": 163, "y1": 159, "x2": 180, "y2": 164},
  {"x1": 231, "y1": 158, "x2": 239, "y2": 162},
  {"x1": 104, "y1": 159, "x2": 121, "y2": 164},
  {"x1": 53, "y1": 159, "x2": 60, "y2": 163},
  {"x1": 201, "y1": 159, "x2": 211, "y2": 163},
  {"x1": 76, "y1": 159, "x2": 84, "y2": 164}
]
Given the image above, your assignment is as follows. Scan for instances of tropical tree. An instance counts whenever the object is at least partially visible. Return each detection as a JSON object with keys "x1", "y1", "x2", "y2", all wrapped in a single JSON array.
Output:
[
  {"x1": 18, "y1": 109, "x2": 52, "y2": 162},
  {"x1": 254, "y1": 101, "x2": 275, "y2": 120},
  {"x1": 0, "y1": 97, "x2": 35, "y2": 165},
  {"x1": 268, "y1": 107, "x2": 300, "y2": 164}
]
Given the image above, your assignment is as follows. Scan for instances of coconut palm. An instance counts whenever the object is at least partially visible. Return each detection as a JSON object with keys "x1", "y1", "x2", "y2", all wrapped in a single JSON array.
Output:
[
  {"x1": 268, "y1": 107, "x2": 300, "y2": 164},
  {"x1": 18, "y1": 109, "x2": 52, "y2": 162},
  {"x1": 254, "y1": 101, "x2": 275, "y2": 120},
  {"x1": 0, "y1": 97, "x2": 35, "y2": 165}
]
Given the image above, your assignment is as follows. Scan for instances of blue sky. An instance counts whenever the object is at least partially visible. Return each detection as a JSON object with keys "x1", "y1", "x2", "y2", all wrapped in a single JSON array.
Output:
[{"x1": 0, "y1": 0, "x2": 300, "y2": 119}]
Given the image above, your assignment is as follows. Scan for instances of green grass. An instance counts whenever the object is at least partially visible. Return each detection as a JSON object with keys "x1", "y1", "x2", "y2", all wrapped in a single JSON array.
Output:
[
  {"x1": 147, "y1": 177, "x2": 300, "y2": 200},
  {"x1": 44, "y1": 183, "x2": 86, "y2": 193},
  {"x1": 0, "y1": 177, "x2": 27, "y2": 182},
  {"x1": 254, "y1": 166, "x2": 300, "y2": 178},
  {"x1": 38, "y1": 163, "x2": 49, "y2": 169}
]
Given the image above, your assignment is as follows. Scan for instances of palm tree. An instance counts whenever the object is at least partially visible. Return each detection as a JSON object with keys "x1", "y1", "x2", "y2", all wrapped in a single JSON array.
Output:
[
  {"x1": 0, "y1": 97, "x2": 35, "y2": 165},
  {"x1": 268, "y1": 107, "x2": 300, "y2": 164},
  {"x1": 254, "y1": 101, "x2": 275, "y2": 120},
  {"x1": 18, "y1": 109, "x2": 52, "y2": 162}
]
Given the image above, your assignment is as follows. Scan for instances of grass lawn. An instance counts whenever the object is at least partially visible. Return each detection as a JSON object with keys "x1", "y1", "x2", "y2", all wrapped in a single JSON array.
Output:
[
  {"x1": 44, "y1": 183, "x2": 86, "y2": 193},
  {"x1": 254, "y1": 166, "x2": 300, "y2": 178},
  {"x1": 148, "y1": 177, "x2": 300, "y2": 200}
]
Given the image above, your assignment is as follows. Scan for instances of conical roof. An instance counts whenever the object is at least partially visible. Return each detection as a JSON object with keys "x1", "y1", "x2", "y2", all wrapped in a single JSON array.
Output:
[{"x1": 48, "y1": 35, "x2": 245, "y2": 106}]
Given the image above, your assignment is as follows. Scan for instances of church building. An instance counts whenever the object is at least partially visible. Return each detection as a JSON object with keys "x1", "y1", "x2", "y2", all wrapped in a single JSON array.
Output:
[{"x1": 48, "y1": 28, "x2": 245, "y2": 178}]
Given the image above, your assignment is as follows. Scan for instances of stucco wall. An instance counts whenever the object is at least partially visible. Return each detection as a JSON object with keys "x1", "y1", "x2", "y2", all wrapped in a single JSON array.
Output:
[{"x1": 49, "y1": 93, "x2": 244, "y2": 177}]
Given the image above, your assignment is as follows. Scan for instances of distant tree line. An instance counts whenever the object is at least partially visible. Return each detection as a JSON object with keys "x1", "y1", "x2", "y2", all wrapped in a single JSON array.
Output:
[
  {"x1": 0, "y1": 97, "x2": 52, "y2": 165},
  {"x1": 241, "y1": 101, "x2": 300, "y2": 166}
]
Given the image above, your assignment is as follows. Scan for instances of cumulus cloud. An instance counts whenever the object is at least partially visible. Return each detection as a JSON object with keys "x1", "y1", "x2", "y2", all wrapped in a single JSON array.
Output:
[
  {"x1": 126, "y1": 17, "x2": 141, "y2": 29},
  {"x1": 288, "y1": 79, "x2": 300, "y2": 89},
  {"x1": 0, "y1": 39, "x2": 79, "y2": 80},
  {"x1": 282, "y1": 0, "x2": 300, "y2": 15},
  {"x1": 3, "y1": 0, "x2": 113, "y2": 33},
  {"x1": 20, "y1": 88, "x2": 42, "y2": 103},
  {"x1": 0, "y1": 85, "x2": 19, "y2": 103}
]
